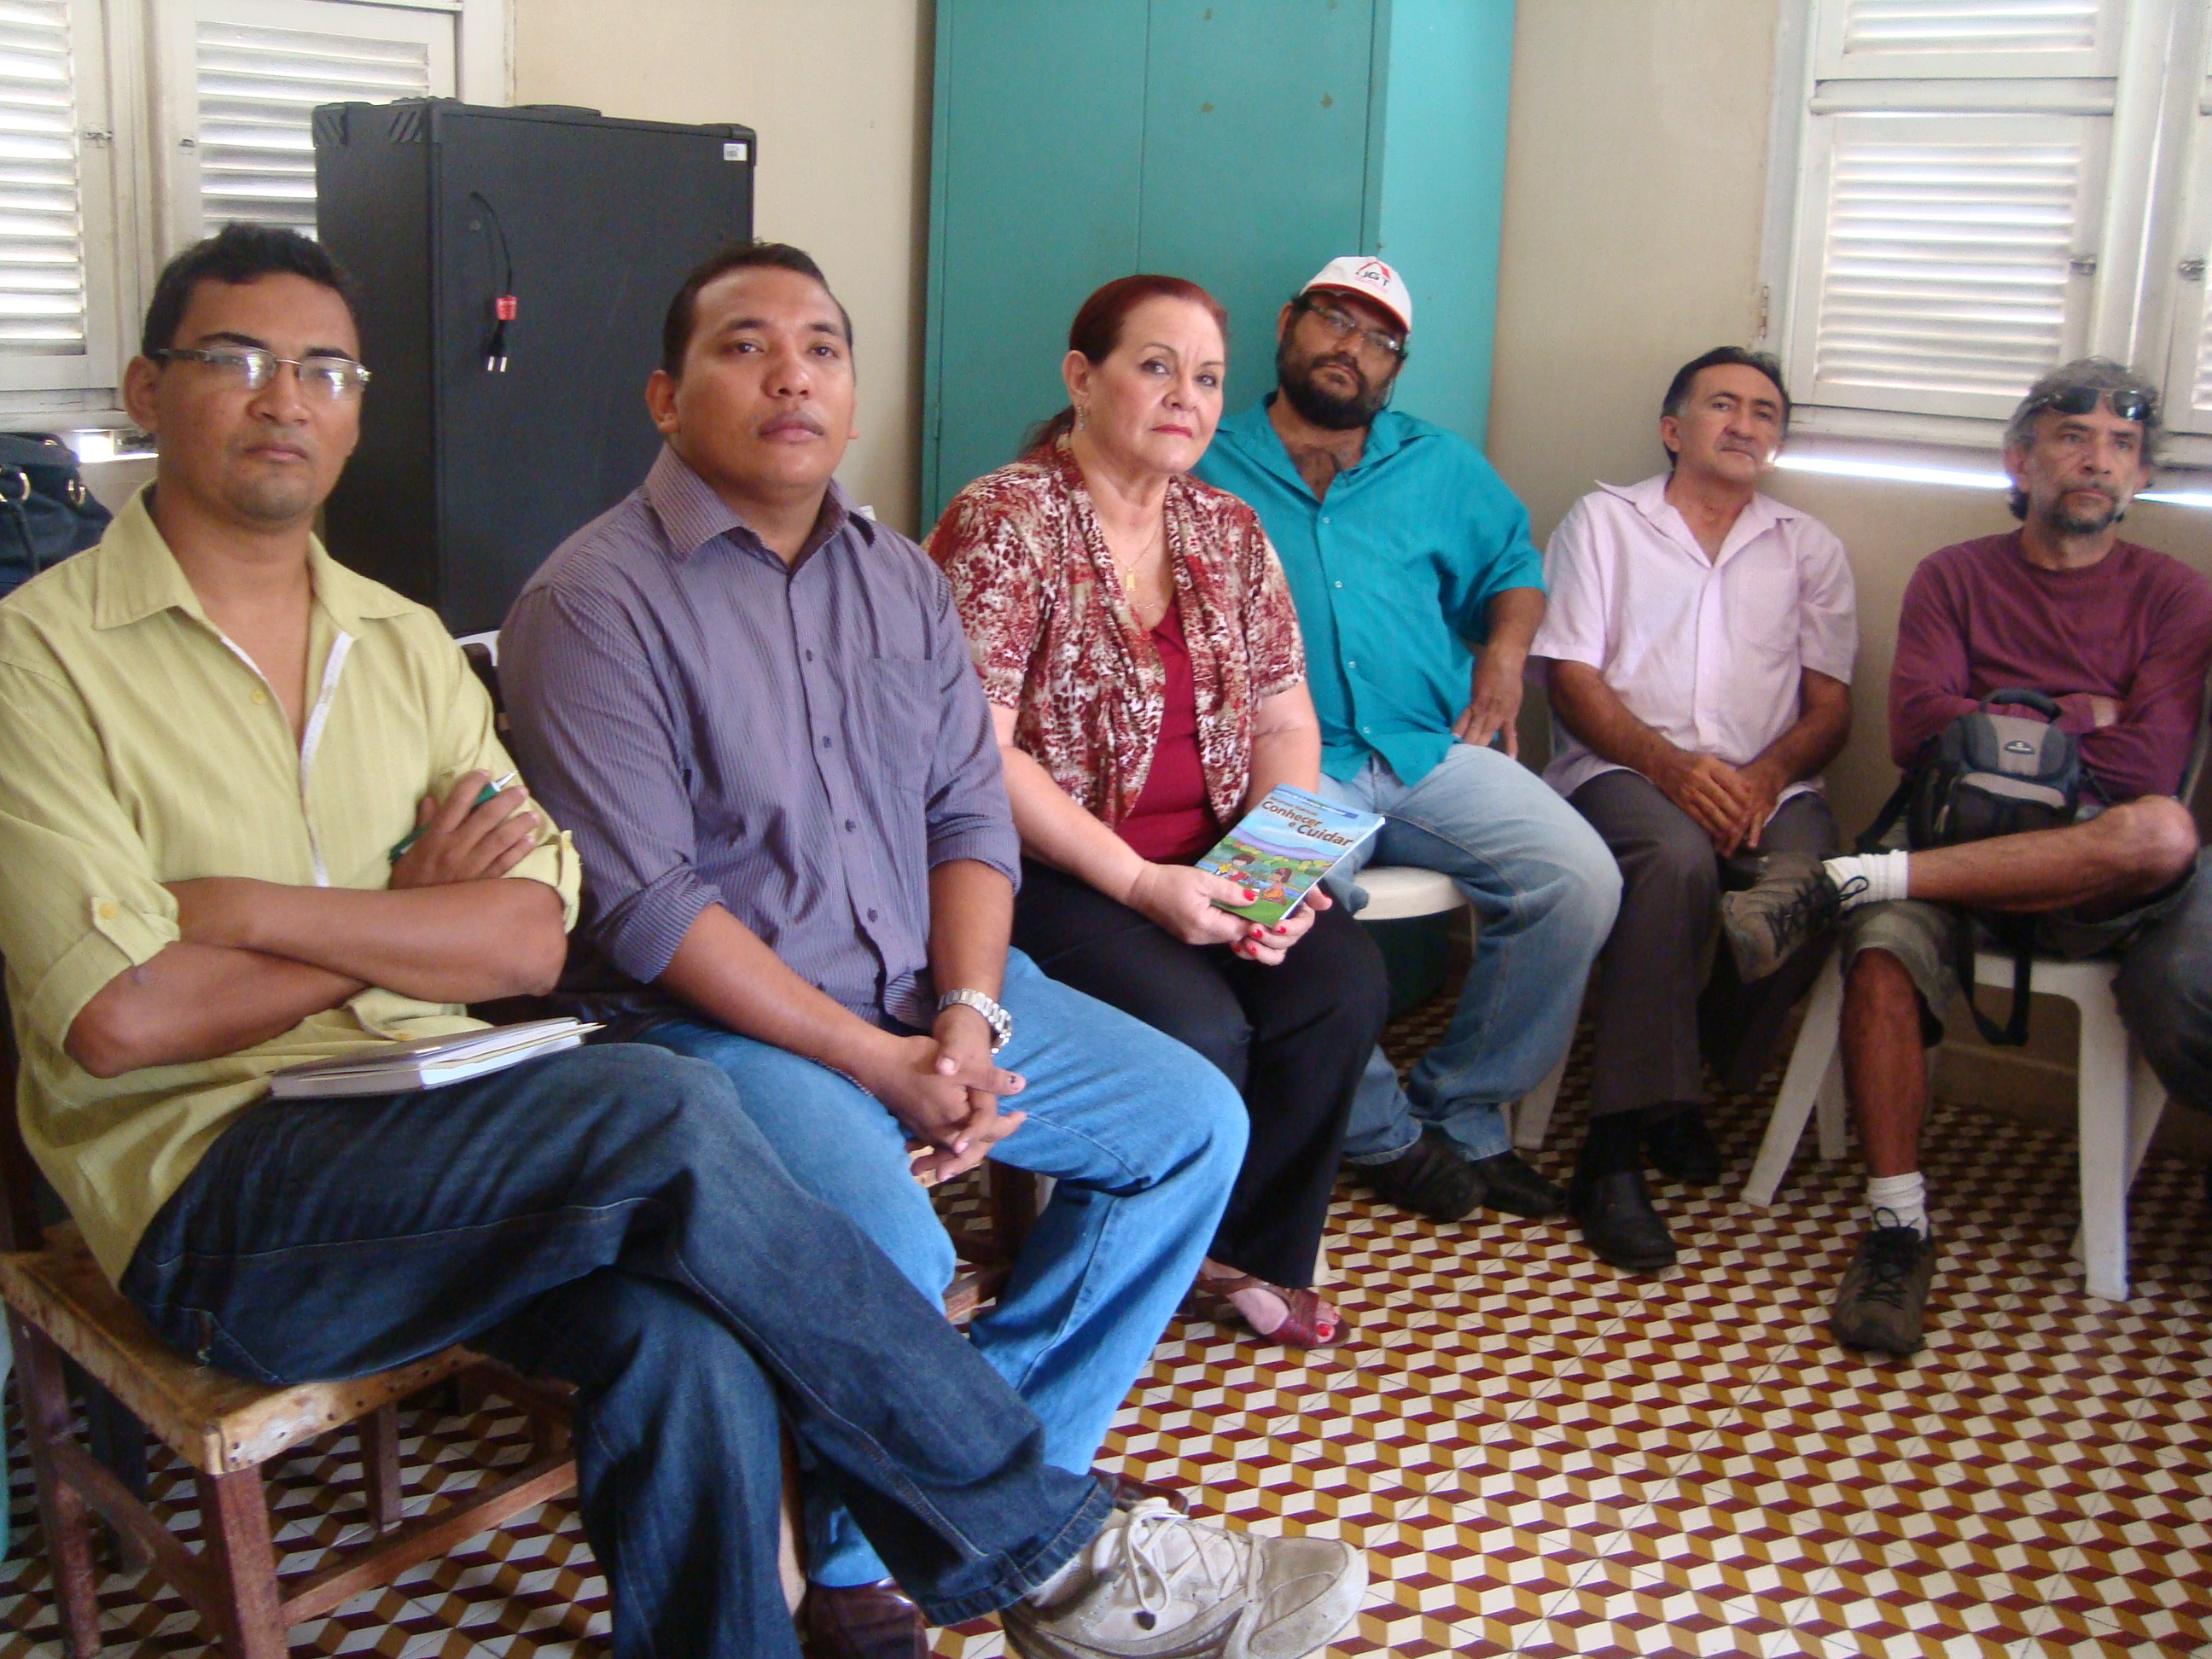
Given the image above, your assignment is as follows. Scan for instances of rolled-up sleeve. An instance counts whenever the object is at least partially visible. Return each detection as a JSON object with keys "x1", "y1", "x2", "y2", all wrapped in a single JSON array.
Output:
[
  {"x1": 1796, "y1": 522, "x2": 1859, "y2": 685},
  {"x1": 0, "y1": 662, "x2": 181, "y2": 1047},
  {"x1": 500, "y1": 581, "x2": 722, "y2": 984},
  {"x1": 921, "y1": 571, "x2": 1022, "y2": 883},
  {"x1": 1528, "y1": 496, "x2": 1611, "y2": 671},
  {"x1": 428, "y1": 632, "x2": 579, "y2": 928}
]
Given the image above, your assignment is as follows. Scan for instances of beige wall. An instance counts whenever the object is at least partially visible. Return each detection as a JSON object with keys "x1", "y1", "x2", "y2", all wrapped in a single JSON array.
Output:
[{"x1": 511, "y1": 0, "x2": 934, "y2": 534}]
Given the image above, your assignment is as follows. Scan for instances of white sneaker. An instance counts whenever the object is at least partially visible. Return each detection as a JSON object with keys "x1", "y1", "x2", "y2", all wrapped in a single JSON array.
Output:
[{"x1": 1004, "y1": 1499, "x2": 1365, "y2": 1659}]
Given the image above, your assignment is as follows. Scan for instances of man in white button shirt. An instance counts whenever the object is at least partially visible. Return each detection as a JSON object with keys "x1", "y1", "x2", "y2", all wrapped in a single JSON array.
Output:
[{"x1": 1528, "y1": 348, "x2": 1858, "y2": 1271}]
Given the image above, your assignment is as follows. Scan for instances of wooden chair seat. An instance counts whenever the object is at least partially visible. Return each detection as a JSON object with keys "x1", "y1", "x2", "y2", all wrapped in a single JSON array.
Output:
[{"x1": 0, "y1": 1221, "x2": 479, "y2": 1476}]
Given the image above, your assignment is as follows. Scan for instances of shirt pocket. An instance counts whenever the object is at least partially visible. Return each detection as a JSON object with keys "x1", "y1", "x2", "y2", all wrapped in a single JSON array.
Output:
[
  {"x1": 1729, "y1": 560, "x2": 1803, "y2": 665},
  {"x1": 861, "y1": 657, "x2": 940, "y2": 796}
]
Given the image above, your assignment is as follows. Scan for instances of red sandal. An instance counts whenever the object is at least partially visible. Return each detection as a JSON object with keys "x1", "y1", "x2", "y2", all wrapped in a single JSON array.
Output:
[{"x1": 1187, "y1": 1270, "x2": 1346, "y2": 1349}]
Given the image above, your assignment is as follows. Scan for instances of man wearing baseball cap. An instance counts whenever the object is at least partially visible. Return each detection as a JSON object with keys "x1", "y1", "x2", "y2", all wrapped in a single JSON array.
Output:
[{"x1": 1194, "y1": 257, "x2": 1621, "y2": 1227}]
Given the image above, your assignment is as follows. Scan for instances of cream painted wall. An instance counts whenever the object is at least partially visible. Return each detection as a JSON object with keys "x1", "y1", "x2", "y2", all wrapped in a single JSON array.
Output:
[{"x1": 511, "y1": 0, "x2": 934, "y2": 534}]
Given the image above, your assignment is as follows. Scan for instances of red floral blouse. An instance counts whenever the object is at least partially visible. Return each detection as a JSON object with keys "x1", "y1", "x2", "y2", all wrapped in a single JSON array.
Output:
[{"x1": 928, "y1": 441, "x2": 1307, "y2": 830}]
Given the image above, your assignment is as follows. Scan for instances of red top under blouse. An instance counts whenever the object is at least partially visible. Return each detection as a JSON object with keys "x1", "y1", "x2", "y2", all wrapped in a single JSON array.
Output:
[{"x1": 1116, "y1": 604, "x2": 1223, "y2": 863}]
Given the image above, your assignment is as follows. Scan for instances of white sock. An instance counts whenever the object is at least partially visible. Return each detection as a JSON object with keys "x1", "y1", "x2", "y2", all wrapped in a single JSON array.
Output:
[
  {"x1": 1822, "y1": 849, "x2": 1910, "y2": 910},
  {"x1": 1866, "y1": 1171, "x2": 1929, "y2": 1237}
]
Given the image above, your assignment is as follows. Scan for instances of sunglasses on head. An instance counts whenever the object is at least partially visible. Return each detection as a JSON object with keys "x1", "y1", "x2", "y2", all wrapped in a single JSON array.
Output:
[{"x1": 2032, "y1": 383, "x2": 2156, "y2": 424}]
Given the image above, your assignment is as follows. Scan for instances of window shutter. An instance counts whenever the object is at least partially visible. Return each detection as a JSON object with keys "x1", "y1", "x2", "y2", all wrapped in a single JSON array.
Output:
[
  {"x1": 1819, "y1": 0, "x2": 2123, "y2": 79},
  {"x1": 195, "y1": 20, "x2": 432, "y2": 236},
  {"x1": 1805, "y1": 115, "x2": 2095, "y2": 409},
  {"x1": 1842, "y1": 1, "x2": 2100, "y2": 57},
  {"x1": 0, "y1": 0, "x2": 86, "y2": 352}
]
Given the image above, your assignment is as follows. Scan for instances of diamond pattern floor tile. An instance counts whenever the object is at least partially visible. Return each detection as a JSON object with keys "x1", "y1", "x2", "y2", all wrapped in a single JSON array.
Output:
[{"x1": 3, "y1": 970, "x2": 2206, "y2": 1659}]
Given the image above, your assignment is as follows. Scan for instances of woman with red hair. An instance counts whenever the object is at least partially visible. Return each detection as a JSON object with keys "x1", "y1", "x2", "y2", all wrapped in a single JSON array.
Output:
[{"x1": 929, "y1": 276, "x2": 1390, "y2": 1348}]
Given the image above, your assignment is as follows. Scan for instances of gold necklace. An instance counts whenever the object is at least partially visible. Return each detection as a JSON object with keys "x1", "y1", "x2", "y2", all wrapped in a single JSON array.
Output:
[{"x1": 1113, "y1": 518, "x2": 1165, "y2": 603}]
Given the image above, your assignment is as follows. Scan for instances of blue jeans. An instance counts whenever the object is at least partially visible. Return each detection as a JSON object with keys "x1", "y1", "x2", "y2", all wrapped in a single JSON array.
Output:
[
  {"x1": 1318, "y1": 743, "x2": 1621, "y2": 1162},
  {"x1": 118, "y1": 1044, "x2": 1114, "y2": 1659},
  {"x1": 639, "y1": 949, "x2": 1246, "y2": 1588}
]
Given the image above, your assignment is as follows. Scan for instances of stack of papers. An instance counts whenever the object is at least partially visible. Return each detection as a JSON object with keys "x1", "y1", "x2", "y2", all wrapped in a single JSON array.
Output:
[{"x1": 268, "y1": 1019, "x2": 601, "y2": 1098}]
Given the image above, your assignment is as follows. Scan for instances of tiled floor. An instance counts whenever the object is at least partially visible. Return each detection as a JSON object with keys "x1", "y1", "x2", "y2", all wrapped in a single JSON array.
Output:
[{"x1": 3, "y1": 986, "x2": 2208, "y2": 1657}]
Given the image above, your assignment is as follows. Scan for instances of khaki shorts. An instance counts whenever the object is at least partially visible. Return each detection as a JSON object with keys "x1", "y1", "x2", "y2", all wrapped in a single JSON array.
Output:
[{"x1": 1838, "y1": 854, "x2": 2203, "y2": 1040}]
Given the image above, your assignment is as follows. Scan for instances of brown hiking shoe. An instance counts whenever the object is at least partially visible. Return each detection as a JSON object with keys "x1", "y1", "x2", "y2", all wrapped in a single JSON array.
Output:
[
  {"x1": 1720, "y1": 852, "x2": 1854, "y2": 981},
  {"x1": 1829, "y1": 1224, "x2": 1936, "y2": 1354}
]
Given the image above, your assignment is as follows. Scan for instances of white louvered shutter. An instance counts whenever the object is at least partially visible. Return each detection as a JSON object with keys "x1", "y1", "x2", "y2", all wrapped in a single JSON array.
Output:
[
  {"x1": 160, "y1": 0, "x2": 455, "y2": 246},
  {"x1": 1784, "y1": 0, "x2": 2129, "y2": 423},
  {"x1": 1818, "y1": 0, "x2": 2124, "y2": 79},
  {"x1": 2160, "y1": 54, "x2": 2212, "y2": 435},
  {"x1": 1800, "y1": 114, "x2": 2102, "y2": 414},
  {"x1": 0, "y1": 0, "x2": 86, "y2": 353}
]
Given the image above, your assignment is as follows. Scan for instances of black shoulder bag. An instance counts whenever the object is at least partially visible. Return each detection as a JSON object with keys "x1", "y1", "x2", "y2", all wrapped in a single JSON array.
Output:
[
  {"x1": 1857, "y1": 688, "x2": 2087, "y2": 1045},
  {"x1": 0, "y1": 434, "x2": 113, "y2": 602}
]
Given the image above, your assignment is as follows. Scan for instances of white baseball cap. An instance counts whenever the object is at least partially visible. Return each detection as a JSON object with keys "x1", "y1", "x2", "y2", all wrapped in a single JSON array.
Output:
[{"x1": 1300, "y1": 255, "x2": 1412, "y2": 335}]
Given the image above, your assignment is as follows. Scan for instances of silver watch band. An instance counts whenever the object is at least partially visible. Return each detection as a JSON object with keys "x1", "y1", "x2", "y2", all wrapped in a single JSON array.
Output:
[{"x1": 937, "y1": 987, "x2": 1013, "y2": 1053}]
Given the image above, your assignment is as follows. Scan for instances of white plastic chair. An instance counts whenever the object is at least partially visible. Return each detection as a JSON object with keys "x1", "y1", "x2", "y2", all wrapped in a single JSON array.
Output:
[
  {"x1": 1746, "y1": 950, "x2": 2168, "y2": 1301},
  {"x1": 1353, "y1": 865, "x2": 1569, "y2": 1147}
]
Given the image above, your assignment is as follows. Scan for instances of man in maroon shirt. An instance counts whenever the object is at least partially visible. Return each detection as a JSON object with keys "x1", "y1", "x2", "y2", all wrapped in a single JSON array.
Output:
[{"x1": 1721, "y1": 358, "x2": 2212, "y2": 1354}]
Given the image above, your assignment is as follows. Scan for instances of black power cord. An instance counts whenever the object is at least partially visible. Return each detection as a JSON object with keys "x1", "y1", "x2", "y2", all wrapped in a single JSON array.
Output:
[{"x1": 468, "y1": 190, "x2": 517, "y2": 371}]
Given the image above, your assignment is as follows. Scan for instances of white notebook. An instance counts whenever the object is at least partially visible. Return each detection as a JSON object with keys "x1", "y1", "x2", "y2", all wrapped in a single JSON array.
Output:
[{"x1": 267, "y1": 1019, "x2": 601, "y2": 1098}]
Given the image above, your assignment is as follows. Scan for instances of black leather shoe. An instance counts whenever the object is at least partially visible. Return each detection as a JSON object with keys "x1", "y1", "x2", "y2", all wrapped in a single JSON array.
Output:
[
  {"x1": 1468, "y1": 1150, "x2": 1567, "y2": 1218},
  {"x1": 1570, "y1": 1167, "x2": 1678, "y2": 1272},
  {"x1": 1643, "y1": 1105, "x2": 1723, "y2": 1185},
  {"x1": 800, "y1": 1577, "x2": 928, "y2": 1659},
  {"x1": 1354, "y1": 1125, "x2": 1483, "y2": 1222}
]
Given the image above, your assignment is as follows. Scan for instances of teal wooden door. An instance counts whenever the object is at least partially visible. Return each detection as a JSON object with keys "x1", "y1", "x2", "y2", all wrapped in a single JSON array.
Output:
[
  {"x1": 923, "y1": 0, "x2": 1380, "y2": 526},
  {"x1": 923, "y1": 0, "x2": 1150, "y2": 527},
  {"x1": 1136, "y1": 1, "x2": 1377, "y2": 416}
]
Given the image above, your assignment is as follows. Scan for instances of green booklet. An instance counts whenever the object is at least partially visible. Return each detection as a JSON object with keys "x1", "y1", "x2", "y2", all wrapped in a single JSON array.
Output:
[{"x1": 1193, "y1": 784, "x2": 1386, "y2": 926}]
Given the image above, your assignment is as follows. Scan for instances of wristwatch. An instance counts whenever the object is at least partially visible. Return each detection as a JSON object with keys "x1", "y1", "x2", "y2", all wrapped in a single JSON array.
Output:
[{"x1": 937, "y1": 987, "x2": 1014, "y2": 1054}]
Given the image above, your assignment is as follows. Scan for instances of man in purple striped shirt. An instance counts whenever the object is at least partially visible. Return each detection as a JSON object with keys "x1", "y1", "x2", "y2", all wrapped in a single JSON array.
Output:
[{"x1": 501, "y1": 245, "x2": 1263, "y2": 1659}]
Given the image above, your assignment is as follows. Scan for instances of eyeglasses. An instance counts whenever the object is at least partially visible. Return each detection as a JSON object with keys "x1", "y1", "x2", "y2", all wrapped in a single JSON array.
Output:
[
  {"x1": 2029, "y1": 383, "x2": 2155, "y2": 424},
  {"x1": 154, "y1": 346, "x2": 372, "y2": 399},
  {"x1": 1300, "y1": 300, "x2": 1406, "y2": 362}
]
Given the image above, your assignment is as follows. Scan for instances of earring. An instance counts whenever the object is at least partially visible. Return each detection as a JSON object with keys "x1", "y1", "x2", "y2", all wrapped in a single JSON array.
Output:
[{"x1": 1074, "y1": 404, "x2": 1087, "y2": 430}]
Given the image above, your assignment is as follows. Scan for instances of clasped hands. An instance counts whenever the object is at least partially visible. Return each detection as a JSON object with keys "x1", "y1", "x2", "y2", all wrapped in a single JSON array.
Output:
[
  {"x1": 867, "y1": 1004, "x2": 1028, "y2": 1189},
  {"x1": 1652, "y1": 749, "x2": 1787, "y2": 858},
  {"x1": 163, "y1": 769, "x2": 540, "y2": 946}
]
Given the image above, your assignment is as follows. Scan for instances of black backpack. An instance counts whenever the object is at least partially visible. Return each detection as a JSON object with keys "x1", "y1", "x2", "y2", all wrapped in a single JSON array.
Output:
[
  {"x1": 1861, "y1": 688, "x2": 2087, "y2": 1045},
  {"x1": 0, "y1": 434, "x2": 113, "y2": 602}
]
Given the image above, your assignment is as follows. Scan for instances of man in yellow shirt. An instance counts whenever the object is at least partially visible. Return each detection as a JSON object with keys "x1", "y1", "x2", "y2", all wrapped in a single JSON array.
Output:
[{"x1": 0, "y1": 224, "x2": 1362, "y2": 1659}]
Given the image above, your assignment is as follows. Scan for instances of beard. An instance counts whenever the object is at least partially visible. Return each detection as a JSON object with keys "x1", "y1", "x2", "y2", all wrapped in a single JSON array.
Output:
[
  {"x1": 2040, "y1": 485, "x2": 2123, "y2": 537},
  {"x1": 1275, "y1": 336, "x2": 1393, "y2": 431}
]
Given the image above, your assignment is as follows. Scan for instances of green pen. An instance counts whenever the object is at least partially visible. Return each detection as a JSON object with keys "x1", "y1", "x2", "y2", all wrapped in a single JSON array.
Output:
[{"x1": 388, "y1": 771, "x2": 521, "y2": 862}]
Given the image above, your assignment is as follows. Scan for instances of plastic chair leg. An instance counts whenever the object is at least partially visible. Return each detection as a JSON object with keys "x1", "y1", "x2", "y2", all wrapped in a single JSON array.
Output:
[
  {"x1": 2074, "y1": 986, "x2": 2134, "y2": 1302},
  {"x1": 1746, "y1": 955, "x2": 1843, "y2": 1206},
  {"x1": 1512, "y1": 1051, "x2": 1568, "y2": 1150}
]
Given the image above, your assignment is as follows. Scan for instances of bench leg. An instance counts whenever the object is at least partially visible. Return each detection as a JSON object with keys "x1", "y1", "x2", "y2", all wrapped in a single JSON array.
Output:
[
  {"x1": 362, "y1": 1403, "x2": 404, "y2": 1533},
  {"x1": 12, "y1": 1316, "x2": 104, "y2": 1657},
  {"x1": 196, "y1": 1467, "x2": 287, "y2": 1659}
]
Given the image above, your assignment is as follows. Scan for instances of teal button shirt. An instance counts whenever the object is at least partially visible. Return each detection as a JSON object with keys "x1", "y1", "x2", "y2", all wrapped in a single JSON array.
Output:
[{"x1": 1194, "y1": 399, "x2": 1545, "y2": 786}]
